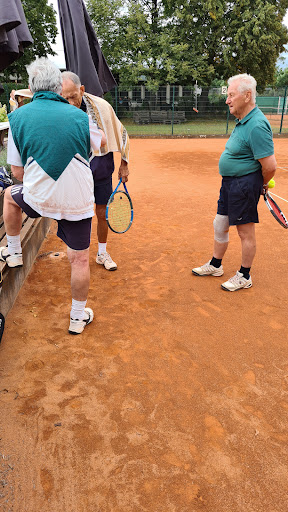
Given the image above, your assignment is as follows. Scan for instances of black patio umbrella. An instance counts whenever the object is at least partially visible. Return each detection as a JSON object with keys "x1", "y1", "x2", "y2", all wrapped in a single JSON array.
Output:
[
  {"x1": 57, "y1": 0, "x2": 117, "y2": 97},
  {"x1": 0, "y1": 0, "x2": 33, "y2": 72}
]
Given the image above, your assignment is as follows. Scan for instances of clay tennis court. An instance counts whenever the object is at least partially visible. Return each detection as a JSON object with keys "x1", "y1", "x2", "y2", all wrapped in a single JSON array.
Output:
[{"x1": 1, "y1": 138, "x2": 288, "y2": 511}]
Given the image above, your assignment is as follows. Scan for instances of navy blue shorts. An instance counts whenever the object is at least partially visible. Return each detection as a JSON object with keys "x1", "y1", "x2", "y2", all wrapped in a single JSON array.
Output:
[
  {"x1": 94, "y1": 177, "x2": 113, "y2": 205},
  {"x1": 217, "y1": 170, "x2": 263, "y2": 225},
  {"x1": 11, "y1": 185, "x2": 92, "y2": 250}
]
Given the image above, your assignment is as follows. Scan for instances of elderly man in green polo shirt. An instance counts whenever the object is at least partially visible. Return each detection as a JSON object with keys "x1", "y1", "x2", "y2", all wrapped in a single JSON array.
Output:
[{"x1": 192, "y1": 73, "x2": 277, "y2": 291}]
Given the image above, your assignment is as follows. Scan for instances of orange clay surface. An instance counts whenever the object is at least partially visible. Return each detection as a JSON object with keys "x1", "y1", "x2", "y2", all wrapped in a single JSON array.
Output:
[{"x1": 1, "y1": 138, "x2": 288, "y2": 512}]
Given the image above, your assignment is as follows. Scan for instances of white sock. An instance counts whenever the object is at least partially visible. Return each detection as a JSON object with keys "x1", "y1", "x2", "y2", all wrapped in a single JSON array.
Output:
[
  {"x1": 70, "y1": 299, "x2": 87, "y2": 321},
  {"x1": 98, "y1": 242, "x2": 107, "y2": 255},
  {"x1": 6, "y1": 234, "x2": 22, "y2": 255}
]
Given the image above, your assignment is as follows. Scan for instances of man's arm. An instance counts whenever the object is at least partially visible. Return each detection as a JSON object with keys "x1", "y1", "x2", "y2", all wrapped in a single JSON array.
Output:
[
  {"x1": 259, "y1": 154, "x2": 277, "y2": 192},
  {"x1": 88, "y1": 115, "x2": 106, "y2": 150},
  {"x1": 11, "y1": 165, "x2": 24, "y2": 182}
]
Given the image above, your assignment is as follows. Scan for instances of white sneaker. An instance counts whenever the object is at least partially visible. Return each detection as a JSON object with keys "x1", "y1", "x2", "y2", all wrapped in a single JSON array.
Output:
[
  {"x1": 68, "y1": 307, "x2": 94, "y2": 335},
  {"x1": 0, "y1": 246, "x2": 23, "y2": 268},
  {"x1": 96, "y1": 252, "x2": 117, "y2": 271},
  {"x1": 221, "y1": 271, "x2": 252, "y2": 292},
  {"x1": 192, "y1": 260, "x2": 224, "y2": 277}
]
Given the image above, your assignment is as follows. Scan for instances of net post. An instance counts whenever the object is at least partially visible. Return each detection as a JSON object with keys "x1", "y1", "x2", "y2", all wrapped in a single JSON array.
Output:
[{"x1": 279, "y1": 86, "x2": 287, "y2": 134}]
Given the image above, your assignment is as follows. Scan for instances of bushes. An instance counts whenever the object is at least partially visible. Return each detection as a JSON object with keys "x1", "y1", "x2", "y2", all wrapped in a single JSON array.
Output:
[
  {"x1": 0, "y1": 105, "x2": 8, "y2": 123},
  {"x1": 0, "y1": 147, "x2": 10, "y2": 173}
]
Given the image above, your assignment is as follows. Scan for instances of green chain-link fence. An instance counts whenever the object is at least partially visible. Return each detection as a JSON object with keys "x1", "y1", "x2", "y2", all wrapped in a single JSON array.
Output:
[
  {"x1": 1, "y1": 82, "x2": 287, "y2": 136},
  {"x1": 107, "y1": 85, "x2": 288, "y2": 136}
]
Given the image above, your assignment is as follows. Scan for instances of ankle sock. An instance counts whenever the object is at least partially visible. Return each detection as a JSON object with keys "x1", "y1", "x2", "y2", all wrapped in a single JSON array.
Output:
[
  {"x1": 98, "y1": 242, "x2": 107, "y2": 255},
  {"x1": 210, "y1": 257, "x2": 222, "y2": 268},
  {"x1": 6, "y1": 234, "x2": 22, "y2": 255},
  {"x1": 70, "y1": 299, "x2": 87, "y2": 321},
  {"x1": 239, "y1": 266, "x2": 250, "y2": 279}
]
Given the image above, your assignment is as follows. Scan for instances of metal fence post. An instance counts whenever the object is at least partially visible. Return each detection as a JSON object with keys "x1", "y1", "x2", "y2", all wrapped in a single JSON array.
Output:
[
  {"x1": 171, "y1": 85, "x2": 175, "y2": 135},
  {"x1": 115, "y1": 86, "x2": 118, "y2": 116},
  {"x1": 226, "y1": 105, "x2": 229, "y2": 135},
  {"x1": 3, "y1": 84, "x2": 10, "y2": 113},
  {"x1": 279, "y1": 86, "x2": 287, "y2": 134}
]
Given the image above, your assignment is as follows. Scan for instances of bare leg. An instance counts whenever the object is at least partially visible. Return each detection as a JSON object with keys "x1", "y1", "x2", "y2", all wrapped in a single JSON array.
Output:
[
  {"x1": 96, "y1": 204, "x2": 108, "y2": 243},
  {"x1": 236, "y1": 223, "x2": 256, "y2": 267},
  {"x1": 67, "y1": 247, "x2": 90, "y2": 301},
  {"x1": 3, "y1": 187, "x2": 22, "y2": 235},
  {"x1": 213, "y1": 240, "x2": 229, "y2": 260}
]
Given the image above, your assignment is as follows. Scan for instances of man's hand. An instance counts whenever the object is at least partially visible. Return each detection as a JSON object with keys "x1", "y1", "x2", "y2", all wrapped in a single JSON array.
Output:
[
  {"x1": 259, "y1": 154, "x2": 277, "y2": 194},
  {"x1": 11, "y1": 165, "x2": 24, "y2": 182},
  {"x1": 118, "y1": 159, "x2": 129, "y2": 183}
]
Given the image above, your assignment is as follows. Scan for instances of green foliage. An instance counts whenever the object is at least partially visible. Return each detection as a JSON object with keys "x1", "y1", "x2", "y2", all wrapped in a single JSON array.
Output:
[
  {"x1": 87, "y1": 0, "x2": 288, "y2": 89},
  {"x1": 0, "y1": 148, "x2": 10, "y2": 173},
  {"x1": 0, "y1": 105, "x2": 8, "y2": 123},
  {"x1": 2, "y1": 0, "x2": 57, "y2": 80},
  {"x1": 275, "y1": 67, "x2": 288, "y2": 87},
  {"x1": 0, "y1": 83, "x2": 28, "y2": 113}
]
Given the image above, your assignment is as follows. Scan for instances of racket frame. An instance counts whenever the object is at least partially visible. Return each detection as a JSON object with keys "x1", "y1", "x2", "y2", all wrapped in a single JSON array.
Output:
[
  {"x1": 264, "y1": 192, "x2": 288, "y2": 229},
  {"x1": 106, "y1": 179, "x2": 133, "y2": 234}
]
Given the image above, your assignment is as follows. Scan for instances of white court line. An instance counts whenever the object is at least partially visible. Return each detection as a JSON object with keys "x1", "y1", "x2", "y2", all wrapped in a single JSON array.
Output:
[
  {"x1": 277, "y1": 166, "x2": 288, "y2": 172},
  {"x1": 270, "y1": 192, "x2": 288, "y2": 204}
]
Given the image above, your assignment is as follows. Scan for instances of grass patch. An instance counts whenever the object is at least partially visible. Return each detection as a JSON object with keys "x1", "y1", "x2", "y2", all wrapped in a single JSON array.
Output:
[
  {"x1": 120, "y1": 117, "x2": 288, "y2": 136},
  {"x1": 121, "y1": 117, "x2": 231, "y2": 136}
]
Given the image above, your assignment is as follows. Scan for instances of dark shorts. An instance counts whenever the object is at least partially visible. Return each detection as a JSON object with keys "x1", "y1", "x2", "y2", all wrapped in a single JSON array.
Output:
[
  {"x1": 217, "y1": 170, "x2": 263, "y2": 225},
  {"x1": 93, "y1": 177, "x2": 113, "y2": 205},
  {"x1": 11, "y1": 185, "x2": 92, "y2": 251}
]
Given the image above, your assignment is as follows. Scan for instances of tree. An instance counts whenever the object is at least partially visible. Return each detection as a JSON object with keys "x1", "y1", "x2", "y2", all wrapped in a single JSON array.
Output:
[
  {"x1": 87, "y1": 0, "x2": 202, "y2": 89},
  {"x1": 86, "y1": 0, "x2": 288, "y2": 89},
  {"x1": 2, "y1": 0, "x2": 57, "y2": 81},
  {"x1": 275, "y1": 67, "x2": 288, "y2": 86},
  {"x1": 167, "y1": 0, "x2": 288, "y2": 88}
]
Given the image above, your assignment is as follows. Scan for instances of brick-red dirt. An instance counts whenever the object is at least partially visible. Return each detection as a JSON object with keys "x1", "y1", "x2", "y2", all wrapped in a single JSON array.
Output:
[{"x1": 1, "y1": 139, "x2": 288, "y2": 512}]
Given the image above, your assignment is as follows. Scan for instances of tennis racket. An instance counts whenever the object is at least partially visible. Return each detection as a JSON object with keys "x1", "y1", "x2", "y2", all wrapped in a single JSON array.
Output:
[
  {"x1": 264, "y1": 192, "x2": 288, "y2": 229},
  {"x1": 106, "y1": 179, "x2": 133, "y2": 233}
]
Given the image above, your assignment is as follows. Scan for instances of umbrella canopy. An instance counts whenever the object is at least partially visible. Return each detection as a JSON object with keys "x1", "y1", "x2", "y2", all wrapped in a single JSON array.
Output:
[
  {"x1": 57, "y1": 0, "x2": 117, "y2": 97},
  {"x1": 0, "y1": 0, "x2": 33, "y2": 72}
]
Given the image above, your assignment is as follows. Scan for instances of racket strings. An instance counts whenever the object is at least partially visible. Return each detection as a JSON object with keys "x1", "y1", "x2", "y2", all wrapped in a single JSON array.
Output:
[
  {"x1": 107, "y1": 192, "x2": 132, "y2": 232},
  {"x1": 266, "y1": 195, "x2": 288, "y2": 227}
]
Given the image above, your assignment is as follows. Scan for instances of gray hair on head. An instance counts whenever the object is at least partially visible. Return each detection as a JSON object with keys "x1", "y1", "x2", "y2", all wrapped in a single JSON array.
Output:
[
  {"x1": 61, "y1": 71, "x2": 81, "y2": 87},
  {"x1": 228, "y1": 73, "x2": 257, "y2": 103},
  {"x1": 26, "y1": 57, "x2": 62, "y2": 94}
]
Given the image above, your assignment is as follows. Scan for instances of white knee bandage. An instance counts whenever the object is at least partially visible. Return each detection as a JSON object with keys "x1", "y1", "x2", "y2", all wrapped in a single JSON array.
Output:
[{"x1": 213, "y1": 214, "x2": 229, "y2": 243}]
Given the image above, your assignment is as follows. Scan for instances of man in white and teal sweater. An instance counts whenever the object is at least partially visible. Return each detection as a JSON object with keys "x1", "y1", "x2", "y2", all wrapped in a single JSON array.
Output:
[{"x1": 0, "y1": 58, "x2": 105, "y2": 334}]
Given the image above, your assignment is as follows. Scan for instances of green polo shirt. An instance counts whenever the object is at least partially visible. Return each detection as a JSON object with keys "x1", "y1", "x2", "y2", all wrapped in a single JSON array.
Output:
[{"x1": 219, "y1": 106, "x2": 274, "y2": 177}]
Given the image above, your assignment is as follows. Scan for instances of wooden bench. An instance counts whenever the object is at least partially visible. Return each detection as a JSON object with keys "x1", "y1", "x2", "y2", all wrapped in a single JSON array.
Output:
[
  {"x1": 0, "y1": 186, "x2": 51, "y2": 316},
  {"x1": 133, "y1": 111, "x2": 150, "y2": 124},
  {"x1": 150, "y1": 111, "x2": 169, "y2": 123},
  {"x1": 167, "y1": 111, "x2": 186, "y2": 123}
]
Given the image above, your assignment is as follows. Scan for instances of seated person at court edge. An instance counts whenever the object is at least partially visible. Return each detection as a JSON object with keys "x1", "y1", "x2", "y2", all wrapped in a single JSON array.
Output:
[
  {"x1": 192, "y1": 73, "x2": 277, "y2": 291},
  {"x1": 0, "y1": 57, "x2": 106, "y2": 334},
  {"x1": 61, "y1": 71, "x2": 130, "y2": 271}
]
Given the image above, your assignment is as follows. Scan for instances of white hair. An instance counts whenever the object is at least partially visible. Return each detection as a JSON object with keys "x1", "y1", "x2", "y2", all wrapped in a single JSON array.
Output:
[
  {"x1": 26, "y1": 58, "x2": 62, "y2": 94},
  {"x1": 228, "y1": 73, "x2": 257, "y2": 103},
  {"x1": 61, "y1": 71, "x2": 82, "y2": 87}
]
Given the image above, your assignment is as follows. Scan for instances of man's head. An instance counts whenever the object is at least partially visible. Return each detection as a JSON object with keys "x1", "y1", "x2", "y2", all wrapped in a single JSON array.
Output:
[
  {"x1": 61, "y1": 71, "x2": 85, "y2": 109},
  {"x1": 226, "y1": 73, "x2": 256, "y2": 119},
  {"x1": 26, "y1": 58, "x2": 62, "y2": 95}
]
